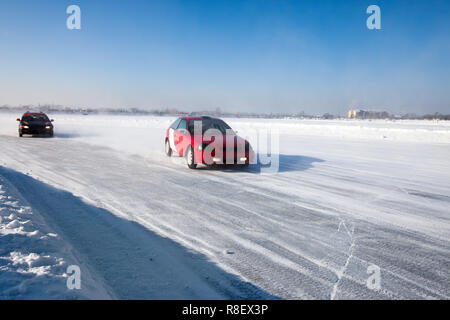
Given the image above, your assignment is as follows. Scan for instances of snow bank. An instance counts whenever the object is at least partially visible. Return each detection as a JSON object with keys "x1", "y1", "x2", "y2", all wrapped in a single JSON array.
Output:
[
  {"x1": 225, "y1": 118, "x2": 450, "y2": 144},
  {"x1": 0, "y1": 173, "x2": 110, "y2": 299}
]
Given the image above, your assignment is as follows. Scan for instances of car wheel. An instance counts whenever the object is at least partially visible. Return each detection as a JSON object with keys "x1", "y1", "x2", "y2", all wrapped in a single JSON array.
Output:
[
  {"x1": 19, "y1": 133, "x2": 23, "y2": 137},
  {"x1": 186, "y1": 146, "x2": 197, "y2": 169},
  {"x1": 165, "y1": 139, "x2": 172, "y2": 157}
]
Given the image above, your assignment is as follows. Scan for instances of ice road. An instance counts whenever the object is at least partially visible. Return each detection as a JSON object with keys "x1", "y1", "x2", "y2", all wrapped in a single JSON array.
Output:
[{"x1": 0, "y1": 114, "x2": 449, "y2": 299}]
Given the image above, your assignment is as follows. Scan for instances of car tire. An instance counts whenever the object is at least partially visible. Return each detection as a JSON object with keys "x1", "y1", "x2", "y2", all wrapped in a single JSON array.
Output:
[
  {"x1": 19, "y1": 133, "x2": 22, "y2": 137},
  {"x1": 165, "y1": 139, "x2": 172, "y2": 157},
  {"x1": 186, "y1": 146, "x2": 197, "y2": 169}
]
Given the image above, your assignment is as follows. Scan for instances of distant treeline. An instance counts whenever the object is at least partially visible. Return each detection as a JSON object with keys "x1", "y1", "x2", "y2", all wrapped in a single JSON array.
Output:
[
  {"x1": 396, "y1": 113, "x2": 450, "y2": 120},
  {"x1": 0, "y1": 105, "x2": 319, "y2": 118},
  {"x1": 327, "y1": 112, "x2": 450, "y2": 120},
  {"x1": 0, "y1": 105, "x2": 448, "y2": 120}
]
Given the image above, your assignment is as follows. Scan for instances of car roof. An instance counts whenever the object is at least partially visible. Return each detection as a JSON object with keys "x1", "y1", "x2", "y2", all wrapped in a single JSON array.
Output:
[
  {"x1": 22, "y1": 112, "x2": 48, "y2": 117},
  {"x1": 179, "y1": 116, "x2": 217, "y2": 120}
]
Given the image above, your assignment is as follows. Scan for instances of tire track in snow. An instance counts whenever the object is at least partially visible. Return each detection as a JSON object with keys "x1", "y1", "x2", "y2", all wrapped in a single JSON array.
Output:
[{"x1": 1, "y1": 134, "x2": 449, "y2": 299}]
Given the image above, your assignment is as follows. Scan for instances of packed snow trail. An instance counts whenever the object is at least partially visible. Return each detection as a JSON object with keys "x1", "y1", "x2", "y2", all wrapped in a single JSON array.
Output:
[
  {"x1": 0, "y1": 165, "x2": 274, "y2": 299},
  {"x1": 0, "y1": 115, "x2": 449, "y2": 299},
  {"x1": 0, "y1": 169, "x2": 111, "y2": 299}
]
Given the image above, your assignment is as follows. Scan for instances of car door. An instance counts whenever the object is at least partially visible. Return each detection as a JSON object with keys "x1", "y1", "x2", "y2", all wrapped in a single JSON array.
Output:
[{"x1": 174, "y1": 118, "x2": 189, "y2": 156}]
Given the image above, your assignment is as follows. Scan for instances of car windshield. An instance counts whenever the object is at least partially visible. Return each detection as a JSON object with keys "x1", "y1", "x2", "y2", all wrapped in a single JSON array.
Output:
[
  {"x1": 188, "y1": 119, "x2": 234, "y2": 135},
  {"x1": 22, "y1": 115, "x2": 49, "y2": 122}
]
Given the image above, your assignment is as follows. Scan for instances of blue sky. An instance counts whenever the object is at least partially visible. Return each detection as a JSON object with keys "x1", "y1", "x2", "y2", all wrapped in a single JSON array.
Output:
[{"x1": 0, "y1": 0, "x2": 449, "y2": 114}]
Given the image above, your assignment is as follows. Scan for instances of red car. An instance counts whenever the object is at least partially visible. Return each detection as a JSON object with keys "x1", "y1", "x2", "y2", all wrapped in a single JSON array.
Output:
[{"x1": 165, "y1": 116, "x2": 255, "y2": 169}]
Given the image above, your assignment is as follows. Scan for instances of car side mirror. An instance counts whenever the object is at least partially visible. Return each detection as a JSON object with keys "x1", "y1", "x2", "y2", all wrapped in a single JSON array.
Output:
[
  {"x1": 16, "y1": 118, "x2": 20, "y2": 121},
  {"x1": 50, "y1": 119, "x2": 54, "y2": 122}
]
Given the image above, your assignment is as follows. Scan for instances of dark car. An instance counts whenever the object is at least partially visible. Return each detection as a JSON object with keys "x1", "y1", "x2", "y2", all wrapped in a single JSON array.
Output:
[{"x1": 16, "y1": 112, "x2": 54, "y2": 137}]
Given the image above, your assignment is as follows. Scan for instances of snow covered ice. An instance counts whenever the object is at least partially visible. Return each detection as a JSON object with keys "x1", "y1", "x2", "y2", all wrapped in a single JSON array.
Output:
[{"x1": 0, "y1": 113, "x2": 449, "y2": 299}]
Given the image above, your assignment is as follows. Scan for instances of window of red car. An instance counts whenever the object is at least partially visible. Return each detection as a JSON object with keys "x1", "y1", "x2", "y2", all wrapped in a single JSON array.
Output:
[
  {"x1": 177, "y1": 118, "x2": 187, "y2": 132},
  {"x1": 170, "y1": 118, "x2": 181, "y2": 129}
]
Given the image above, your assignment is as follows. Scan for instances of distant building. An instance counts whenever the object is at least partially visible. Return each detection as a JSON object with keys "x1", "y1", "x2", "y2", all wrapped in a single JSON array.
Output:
[
  {"x1": 348, "y1": 109, "x2": 358, "y2": 118},
  {"x1": 348, "y1": 109, "x2": 389, "y2": 119}
]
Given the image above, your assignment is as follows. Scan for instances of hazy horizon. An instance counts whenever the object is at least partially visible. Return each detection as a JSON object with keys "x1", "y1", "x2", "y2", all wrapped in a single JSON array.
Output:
[{"x1": 1, "y1": 0, "x2": 449, "y2": 115}]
